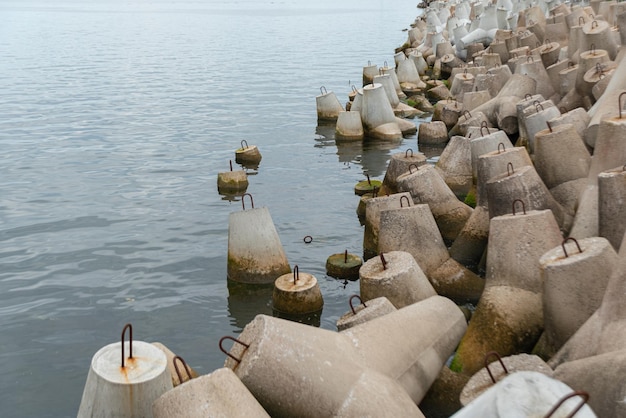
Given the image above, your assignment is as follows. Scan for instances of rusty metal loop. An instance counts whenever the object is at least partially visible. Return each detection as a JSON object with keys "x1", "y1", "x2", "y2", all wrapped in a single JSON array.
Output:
[
  {"x1": 384, "y1": 60, "x2": 388, "y2": 68},
  {"x1": 219, "y1": 336, "x2": 250, "y2": 364},
  {"x1": 497, "y1": 142, "x2": 506, "y2": 153},
  {"x1": 303, "y1": 235, "x2": 313, "y2": 244},
  {"x1": 525, "y1": 93, "x2": 532, "y2": 100},
  {"x1": 535, "y1": 102, "x2": 544, "y2": 113},
  {"x1": 349, "y1": 294, "x2": 367, "y2": 315},
  {"x1": 380, "y1": 253, "x2": 387, "y2": 270},
  {"x1": 240, "y1": 139, "x2": 249, "y2": 149},
  {"x1": 545, "y1": 38, "x2": 551, "y2": 45},
  {"x1": 547, "y1": 120, "x2": 553, "y2": 133},
  {"x1": 512, "y1": 199, "x2": 526, "y2": 215},
  {"x1": 480, "y1": 125, "x2": 489, "y2": 137},
  {"x1": 483, "y1": 351, "x2": 508, "y2": 384},
  {"x1": 293, "y1": 265, "x2": 300, "y2": 284},
  {"x1": 463, "y1": 110, "x2": 472, "y2": 120},
  {"x1": 173, "y1": 355, "x2": 194, "y2": 384},
  {"x1": 527, "y1": 55, "x2": 534, "y2": 63},
  {"x1": 351, "y1": 84, "x2": 358, "y2": 93},
  {"x1": 400, "y1": 195, "x2": 411, "y2": 208},
  {"x1": 596, "y1": 62, "x2": 603, "y2": 75},
  {"x1": 507, "y1": 162, "x2": 514, "y2": 176},
  {"x1": 121, "y1": 323, "x2": 133, "y2": 368},
  {"x1": 590, "y1": 43, "x2": 596, "y2": 55},
  {"x1": 568, "y1": 61, "x2": 575, "y2": 68},
  {"x1": 591, "y1": 20, "x2": 598, "y2": 29},
  {"x1": 320, "y1": 86, "x2": 327, "y2": 95},
  {"x1": 536, "y1": 41, "x2": 541, "y2": 48},
  {"x1": 241, "y1": 193, "x2": 254, "y2": 210},
  {"x1": 405, "y1": 148, "x2": 414, "y2": 158},
  {"x1": 408, "y1": 163, "x2": 419, "y2": 174},
  {"x1": 464, "y1": 67, "x2": 468, "y2": 75},
  {"x1": 578, "y1": 16, "x2": 585, "y2": 26},
  {"x1": 561, "y1": 237, "x2": 583, "y2": 258},
  {"x1": 543, "y1": 390, "x2": 590, "y2": 418},
  {"x1": 619, "y1": 91, "x2": 626, "y2": 119}
]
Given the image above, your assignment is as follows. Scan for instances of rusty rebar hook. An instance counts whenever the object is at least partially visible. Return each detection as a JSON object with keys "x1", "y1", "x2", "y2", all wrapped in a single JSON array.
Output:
[
  {"x1": 241, "y1": 193, "x2": 254, "y2": 210},
  {"x1": 535, "y1": 102, "x2": 544, "y2": 113},
  {"x1": 619, "y1": 91, "x2": 626, "y2": 119},
  {"x1": 543, "y1": 390, "x2": 590, "y2": 418},
  {"x1": 173, "y1": 355, "x2": 194, "y2": 384},
  {"x1": 365, "y1": 173, "x2": 371, "y2": 186},
  {"x1": 219, "y1": 336, "x2": 250, "y2": 364},
  {"x1": 400, "y1": 195, "x2": 410, "y2": 208},
  {"x1": 405, "y1": 148, "x2": 414, "y2": 158},
  {"x1": 463, "y1": 110, "x2": 472, "y2": 120},
  {"x1": 507, "y1": 162, "x2": 515, "y2": 176},
  {"x1": 293, "y1": 265, "x2": 300, "y2": 285},
  {"x1": 303, "y1": 235, "x2": 313, "y2": 244},
  {"x1": 121, "y1": 323, "x2": 133, "y2": 368},
  {"x1": 320, "y1": 86, "x2": 327, "y2": 95},
  {"x1": 547, "y1": 120, "x2": 553, "y2": 133},
  {"x1": 483, "y1": 351, "x2": 508, "y2": 383},
  {"x1": 525, "y1": 93, "x2": 532, "y2": 100},
  {"x1": 380, "y1": 253, "x2": 387, "y2": 270},
  {"x1": 240, "y1": 139, "x2": 249, "y2": 149},
  {"x1": 512, "y1": 199, "x2": 526, "y2": 215},
  {"x1": 480, "y1": 123, "x2": 489, "y2": 137},
  {"x1": 349, "y1": 295, "x2": 367, "y2": 315},
  {"x1": 408, "y1": 163, "x2": 419, "y2": 174},
  {"x1": 561, "y1": 237, "x2": 583, "y2": 258},
  {"x1": 497, "y1": 142, "x2": 506, "y2": 153}
]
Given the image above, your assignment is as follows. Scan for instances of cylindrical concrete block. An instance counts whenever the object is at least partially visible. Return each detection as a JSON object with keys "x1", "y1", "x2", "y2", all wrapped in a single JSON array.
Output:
[
  {"x1": 359, "y1": 83, "x2": 397, "y2": 132},
  {"x1": 435, "y1": 135, "x2": 473, "y2": 199},
  {"x1": 336, "y1": 296, "x2": 396, "y2": 331},
  {"x1": 362, "y1": 62, "x2": 378, "y2": 86},
  {"x1": 582, "y1": 19, "x2": 617, "y2": 60},
  {"x1": 486, "y1": 165, "x2": 572, "y2": 233},
  {"x1": 475, "y1": 146, "x2": 533, "y2": 207},
  {"x1": 273, "y1": 269, "x2": 324, "y2": 315},
  {"x1": 533, "y1": 123, "x2": 591, "y2": 189},
  {"x1": 599, "y1": 167, "x2": 626, "y2": 251},
  {"x1": 397, "y1": 164, "x2": 473, "y2": 242},
  {"x1": 152, "y1": 368, "x2": 270, "y2": 418},
  {"x1": 359, "y1": 250, "x2": 437, "y2": 309},
  {"x1": 522, "y1": 104, "x2": 561, "y2": 153},
  {"x1": 469, "y1": 129, "x2": 514, "y2": 181},
  {"x1": 228, "y1": 205, "x2": 291, "y2": 284},
  {"x1": 235, "y1": 143, "x2": 262, "y2": 165},
  {"x1": 316, "y1": 89, "x2": 344, "y2": 121},
  {"x1": 217, "y1": 169, "x2": 248, "y2": 193},
  {"x1": 78, "y1": 339, "x2": 173, "y2": 418},
  {"x1": 326, "y1": 251, "x2": 363, "y2": 280},
  {"x1": 540, "y1": 237, "x2": 618, "y2": 354}
]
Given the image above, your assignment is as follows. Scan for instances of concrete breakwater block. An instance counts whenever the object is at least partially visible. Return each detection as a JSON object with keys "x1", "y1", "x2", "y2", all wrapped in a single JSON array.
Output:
[
  {"x1": 325, "y1": 250, "x2": 362, "y2": 280},
  {"x1": 223, "y1": 298, "x2": 467, "y2": 417},
  {"x1": 335, "y1": 111, "x2": 364, "y2": 141},
  {"x1": 599, "y1": 166, "x2": 626, "y2": 251},
  {"x1": 451, "y1": 371, "x2": 597, "y2": 417},
  {"x1": 336, "y1": 295, "x2": 396, "y2": 331},
  {"x1": 152, "y1": 368, "x2": 270, "y2": 418},
  {"x1": 362, "y1": 192, "x2": 412, "y2": 258},
  {"x1": 538, "y1": 237, "x2": 618, "y2": 358},
  {"x1": 460, "y1": 353, "x2": 554, "y2": 407},
  {"x1": 377, "y1": 203, "x2": 484, "y2": 304},
  {"x1": 151, "y1": 342, "x2": 200, "y2": 387},
  {"x1": 78, "y1": 324, "x2": 173, "y2": 418},
  {"x1": 435, "y1": 135, "x2": 473, "y2": 200},
  {"x1": 315, "y1": 86, "x2": 343, "y2": 122},
  {"x1": 217, "y1": 162, "x2": 248, "y2": 193},
  {"x1": 418, "y1": 120, "x2": 449, "y2": 146},
  {"x1": 381, "y1": 148, "x2": 427, "y2": 194},
  {"x1": 227, "y1": 196, "x2": 291, "y2": 284},
  {"x1": 359, "y1": 251, "x2": 437, "y2": 309},
  {"x1": 235, "y1": 140, "x2": 262, "y2": 166},
  {"x1": 397, "y1": 164, "x2": 473, "y2": 242},
  {"x1": 360, "y1": 83, "x2": 402, "y2": 140}
]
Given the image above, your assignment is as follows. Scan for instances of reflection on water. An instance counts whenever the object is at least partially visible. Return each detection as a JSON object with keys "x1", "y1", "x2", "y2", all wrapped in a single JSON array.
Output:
[
  {"x1": 226, "y1": 280, "x2": 274, "y2": 331},
  {"x1": 273, "y1": 309, "x2": 322, "y2": 328}
]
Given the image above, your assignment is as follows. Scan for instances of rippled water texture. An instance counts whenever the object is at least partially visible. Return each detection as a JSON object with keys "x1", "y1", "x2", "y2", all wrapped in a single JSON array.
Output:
[{"x1": 0, "y1": 0, "x2": 425, "y2": 415}]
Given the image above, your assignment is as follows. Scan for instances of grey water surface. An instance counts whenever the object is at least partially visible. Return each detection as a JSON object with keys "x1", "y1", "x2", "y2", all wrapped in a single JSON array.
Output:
[{"x1": 0, "y1": 0, "x2": 427, "y2": 416}]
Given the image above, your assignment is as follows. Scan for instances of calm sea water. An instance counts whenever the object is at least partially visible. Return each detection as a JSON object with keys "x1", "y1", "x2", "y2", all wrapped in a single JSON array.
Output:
[{"x1": 0, "y1": 0, "x2": 426, "y2": 416}]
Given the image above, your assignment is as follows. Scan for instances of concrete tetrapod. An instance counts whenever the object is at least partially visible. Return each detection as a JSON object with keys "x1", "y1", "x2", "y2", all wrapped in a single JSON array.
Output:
[
  {"x1": 452, "y1": 209, "x2": 563, "y2": 375},
  {"x1": 78, "y1": 325, "x2": 173, "y2": 418},
  {"x1": 485, "y1": 164, "x2": 573, "y2": 234},
  {"x1": 377, "y1": 204, "x2": 484, "y2": 304},
  {"x1": 152, "y1": 368, "x2": 270, "y2": 418},
  {"x1": 381, "y1": 148, "x2": 427, "y2": 194},
  {"x1": 359, "y1": 83, "x2": 402, "y2": 140},
  {"x1": 537, "y1": 237, "x2": 618, "y2": 359},
  {"x1": 554, "y1": 349, "x2": 626, "y2": 418},
  {"x1": 315, "y1": 87, "x2": 344, "y2": 122},
  {"x1": 599, "y1": 166, "x2": 626, "y2": 251},
  {"x1": 227, "y1": 195, "x2": 291, "y2": 284},
  {"x1": 362, "y1": 192, "x2": 412, "y2": 259},
  {"x1": 397, "y1": 164, "x2": 473, "y2": 242},
  {"x1": 336, "y1": 295, "x2": 396, "y2": 331},
  {"x1": 334, "y1": 111, "x2": 364, "y2": 141},
  {"x1": 451, "y1": 371, "x2": 597, "y2": 418},
  {"x1": 459, "y1": 353, "x2": 554, "y2": 407},
  {"x1": 224, "y1": 297, "x2": 467, "y2": 416},
  {"x1": 435, "y1": 135, "x2": 473, "y2": 200},
  {"x1": 359, "y1": 251, "x2": 437, "y2": 309}
]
